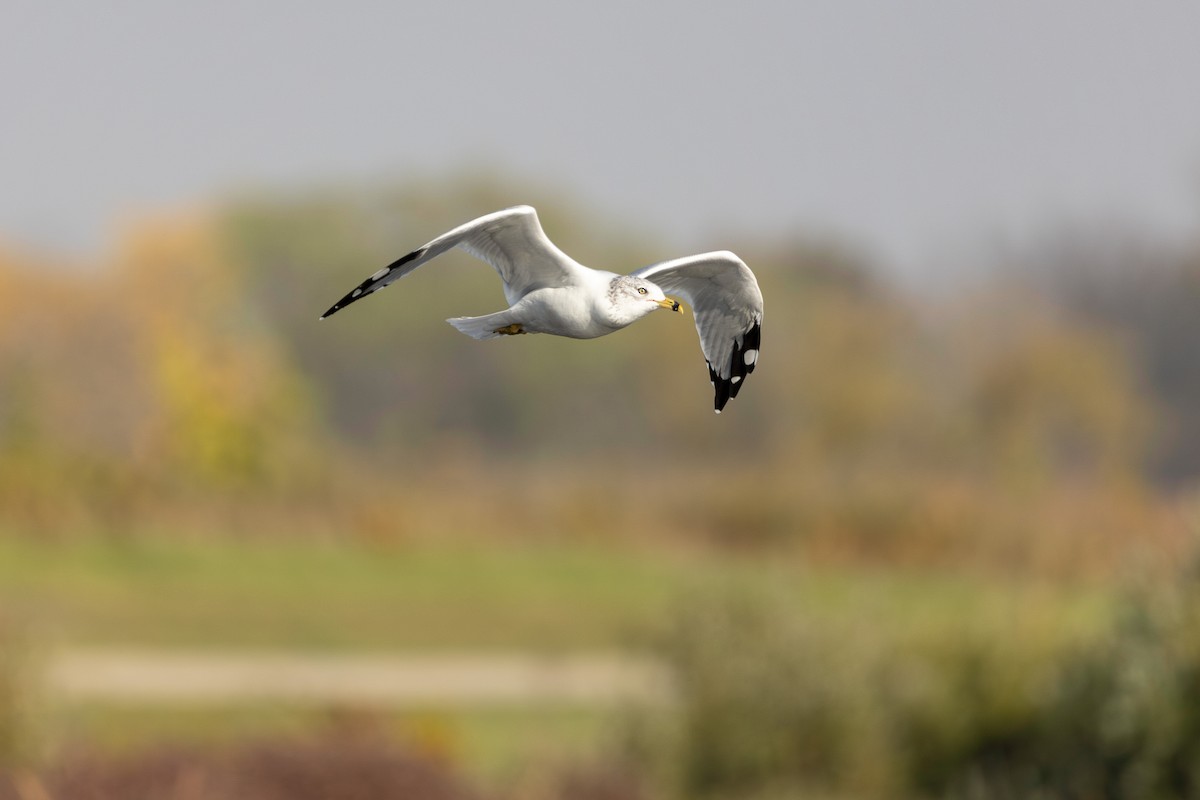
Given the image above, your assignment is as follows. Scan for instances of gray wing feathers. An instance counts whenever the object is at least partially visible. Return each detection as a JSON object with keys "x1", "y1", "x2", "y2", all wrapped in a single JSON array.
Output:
[
  {"x1": 320, "y1": 205, "x2": 579, "y2": 319},
  {"x1": 632, "y1": 251, "x2": 764, "y2": 411},
  {"x1": 457, "y1": 208, "x2": 583, "y2": 299}
]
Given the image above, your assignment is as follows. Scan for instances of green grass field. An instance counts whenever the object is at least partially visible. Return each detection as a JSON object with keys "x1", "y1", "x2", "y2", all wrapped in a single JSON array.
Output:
[
  {"x1": 0, "y1": 535, "x2": 1111, "y2": 652},
  {"x1": 1, "y1": 536, "x2": 695, "y2": 650},
  {"x1": 1, "y1": 533, "x2": 1116, "y2": 787}
]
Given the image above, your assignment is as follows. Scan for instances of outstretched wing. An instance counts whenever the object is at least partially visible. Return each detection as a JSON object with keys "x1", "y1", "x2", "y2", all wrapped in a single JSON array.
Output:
[
  {"x1": 320, "y1": 205, "x2": 584, "y2": 319},
  {"x1": 632, "y1": 251, "x2": 763, "y2": 413}
]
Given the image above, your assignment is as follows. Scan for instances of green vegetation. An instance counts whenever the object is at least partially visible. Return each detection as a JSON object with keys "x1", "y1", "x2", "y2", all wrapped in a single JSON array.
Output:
[
  {"x1": 636, "y1": 553, "x2": 1200, "y2": 800},
  {"x1": 0, "y1": 533, "x2": 1124, "y2": 792},
  {"x1": 0, "y1": 536, "x2": 1108, "y2": 652},
  {"x1": 0, "y1": 536, "x2": 682, "y2": 650}
]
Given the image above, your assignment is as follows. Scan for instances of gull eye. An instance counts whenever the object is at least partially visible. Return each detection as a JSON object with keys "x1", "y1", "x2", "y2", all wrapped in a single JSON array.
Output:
[{"x1": 637, "y1": 287, "x2": 647, "y2": 295}]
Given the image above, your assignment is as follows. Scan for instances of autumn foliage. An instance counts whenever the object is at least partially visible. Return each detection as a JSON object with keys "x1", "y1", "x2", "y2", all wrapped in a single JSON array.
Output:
[{"x1": 1, "y1": 182, "x2": 1196, "y2": 574}]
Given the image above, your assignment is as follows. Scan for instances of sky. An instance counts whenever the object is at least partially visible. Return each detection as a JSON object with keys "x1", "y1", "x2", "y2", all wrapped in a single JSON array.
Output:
[{"x1": 3, "y1": 2, "x2": 1200, "y2": 278}]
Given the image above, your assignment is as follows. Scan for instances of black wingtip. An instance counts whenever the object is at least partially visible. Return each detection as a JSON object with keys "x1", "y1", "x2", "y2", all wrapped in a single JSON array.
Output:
[
  {"x1": 709, "y1": 319, "x2": 761, "y2": 413},
  {"x1": 710, "y1": 363, "x2": 732, "y2": 412},
  {"x1": 319, "y1": 246, "x2": 429, "y2": 321},
  {"x1": 320, "y1": 281, "x2": 375, "y2": 321},
  {"x1": 319, "y1": 294, "x2": 348, "y2": 318},
  {"x1": 320, "y1": 296, "x2": 352, "y2": 318}
]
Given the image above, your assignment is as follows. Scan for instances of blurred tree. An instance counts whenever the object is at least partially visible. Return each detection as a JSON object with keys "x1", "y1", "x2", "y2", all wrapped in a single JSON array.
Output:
[
  {"x1": 1008, "y1": 229, "x2": 1200, "y2": 485},
  {"x1": 966, "y1": 304, "x2": 1149, "y2": 487},
  {"x1": 0, "y1": 218, "x2": 323, "y2": 533},
  {"x1": 0, "y1": 179, "x2": 1179, "y2": 568},
  {"x1": 114, "y1": 216, "x2": 321, "y2": 487}
]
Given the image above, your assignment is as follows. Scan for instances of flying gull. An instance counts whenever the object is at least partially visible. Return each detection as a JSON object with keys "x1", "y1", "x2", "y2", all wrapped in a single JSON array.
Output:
[{"x1": 320, "y1": 205, "x2": 763, "y2": 412}]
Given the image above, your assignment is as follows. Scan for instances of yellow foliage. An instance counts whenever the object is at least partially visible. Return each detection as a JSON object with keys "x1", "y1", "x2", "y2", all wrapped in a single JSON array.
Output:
[
  {"x1": 113, "y1": 215, "x2": 316, "y2": 484},
  {"x1": 0, "y1": 217, "x2": 320, "y2": 517}
]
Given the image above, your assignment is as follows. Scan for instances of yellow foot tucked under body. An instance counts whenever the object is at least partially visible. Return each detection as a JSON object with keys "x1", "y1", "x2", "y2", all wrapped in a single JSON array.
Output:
[{"x1": 493, "y1": 323, "x2": 526, "y2": 335}]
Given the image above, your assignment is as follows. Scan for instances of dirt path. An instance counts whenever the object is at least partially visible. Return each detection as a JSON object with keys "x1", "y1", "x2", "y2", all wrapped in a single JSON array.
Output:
[{"x1": 45, "y1": 649, "x2": 672, "y2": 707}]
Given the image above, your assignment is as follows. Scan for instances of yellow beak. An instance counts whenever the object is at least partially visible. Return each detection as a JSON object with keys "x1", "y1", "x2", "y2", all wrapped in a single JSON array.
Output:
[{"x1": 657, "y1": 297, "x2": 683, "y2": 313}]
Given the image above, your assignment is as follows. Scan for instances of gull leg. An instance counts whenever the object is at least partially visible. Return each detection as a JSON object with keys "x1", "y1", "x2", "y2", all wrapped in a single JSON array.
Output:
[{"x1": 493, "y1": 323, "x2": 526, "y2": 335}]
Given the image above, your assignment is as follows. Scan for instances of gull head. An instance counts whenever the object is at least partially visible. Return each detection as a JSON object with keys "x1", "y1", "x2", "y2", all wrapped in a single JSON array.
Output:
[{"x1": 606, "y1": 275, "x2": 682, "y2": 327}]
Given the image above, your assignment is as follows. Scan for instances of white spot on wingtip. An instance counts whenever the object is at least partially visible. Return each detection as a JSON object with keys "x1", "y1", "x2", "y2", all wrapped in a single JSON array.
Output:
[
  {"x1": 731, "y1": 376, "x2": 742, "y2": 384},
  {"x1": 743, "y1": 349, "x2": 758, "y2": 366},
  {"x1": 714, "y1": 409, "x2": 722, "y2": 415},
  {"x1": 351, "y1": 288, "x2": 363, "y2": 298}
]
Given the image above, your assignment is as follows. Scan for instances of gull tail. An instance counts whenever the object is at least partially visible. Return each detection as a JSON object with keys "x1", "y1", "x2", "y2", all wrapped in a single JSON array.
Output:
[{"x1": 446, "y1": 310, "x2": 527, "y2": 340}]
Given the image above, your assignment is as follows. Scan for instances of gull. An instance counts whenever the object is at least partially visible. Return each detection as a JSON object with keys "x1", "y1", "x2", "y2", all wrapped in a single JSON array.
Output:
[{"x1": 320, "y1": 205, "x2": 763, "y2": 412}]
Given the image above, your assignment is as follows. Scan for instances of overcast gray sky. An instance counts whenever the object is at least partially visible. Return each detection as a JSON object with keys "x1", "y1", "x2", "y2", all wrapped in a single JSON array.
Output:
[{"x1": 3, "y1": 2, "x2": 1199, "y2": 277}]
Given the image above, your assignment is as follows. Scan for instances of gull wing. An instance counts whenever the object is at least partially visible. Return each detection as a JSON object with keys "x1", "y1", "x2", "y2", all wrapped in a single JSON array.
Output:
[
  {"x1": 320, "y1": 205, "x2": 585, "y2": 319},
  {"x1": 632, "y1": 251, "x2": 763, "y2": 413}
]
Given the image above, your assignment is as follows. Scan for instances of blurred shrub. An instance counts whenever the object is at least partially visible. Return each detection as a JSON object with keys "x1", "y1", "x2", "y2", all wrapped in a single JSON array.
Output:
[
  {"x1": 941, "y1": 554, "x2": 1200, "y2": 800},
  {"x1": 0, "y1": 734, "x2": 484, "y2": 800},
  {"x1": 639, "y1": 549, "x2": 1200, "y2": 800},
  {"x1": 0, "y1": 729, "x2": 645, "y2": 800},
  {"x1": 0, "y1": 619, "x2": 41, "y2": 772}
]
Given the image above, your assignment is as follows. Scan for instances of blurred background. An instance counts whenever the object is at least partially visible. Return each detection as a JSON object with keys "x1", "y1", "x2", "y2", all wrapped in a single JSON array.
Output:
[{"x1": 3, "y1": 2, "x2": 1200, "y2": 798}]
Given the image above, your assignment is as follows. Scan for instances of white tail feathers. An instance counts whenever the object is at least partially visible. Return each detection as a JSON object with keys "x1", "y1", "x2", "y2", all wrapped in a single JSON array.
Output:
[{"x1": 446, "y1": 312, "x2": 521, "y2": 340}]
